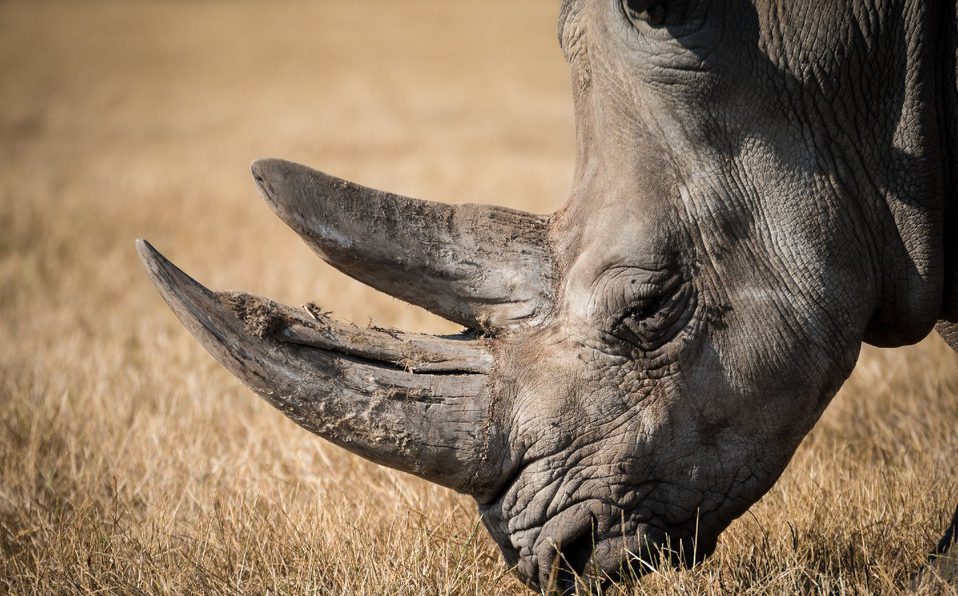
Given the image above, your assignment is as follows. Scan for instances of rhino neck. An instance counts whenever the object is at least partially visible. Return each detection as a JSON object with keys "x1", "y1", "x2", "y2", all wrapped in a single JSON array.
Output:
[
  {"x1": 937, "y1": 0, "x2": 958, "y2": 327},
  {"x1": 858, "y1": 0, "x2": 956, "y2": 347}
]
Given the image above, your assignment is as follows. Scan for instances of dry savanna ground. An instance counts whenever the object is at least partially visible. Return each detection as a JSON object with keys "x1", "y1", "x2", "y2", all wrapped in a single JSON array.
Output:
[{"x1": 0, "y1": 1, "x2": 956, "y2": 594}]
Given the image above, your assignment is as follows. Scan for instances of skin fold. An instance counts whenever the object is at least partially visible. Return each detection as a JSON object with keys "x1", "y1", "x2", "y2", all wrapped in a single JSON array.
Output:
[{"x1": 138, "y1": 0, "x2": 958, "y2": 591}]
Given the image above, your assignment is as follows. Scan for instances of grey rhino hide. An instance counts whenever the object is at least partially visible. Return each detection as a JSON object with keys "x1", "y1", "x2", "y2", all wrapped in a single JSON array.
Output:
[{"x1": 138, "y1": 0, "x2": 958, "y2": 591}]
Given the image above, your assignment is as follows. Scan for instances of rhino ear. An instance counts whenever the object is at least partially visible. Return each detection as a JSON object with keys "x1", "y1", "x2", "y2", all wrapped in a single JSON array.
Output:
[
  {"x1": 622, "y1": 0, "x2": 671, "y2": 25},
  {"x1": 623, "y1": 0, "x2": 657, "y2": 11},
  {"x1": 251, "y1": 159, "x2": 555, "y2": 333},
  {"x1": 622, "y1": 0, "x2": 664, "y2": 16}
]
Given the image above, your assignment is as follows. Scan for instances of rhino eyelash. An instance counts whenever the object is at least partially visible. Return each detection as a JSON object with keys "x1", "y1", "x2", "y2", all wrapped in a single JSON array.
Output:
[
  {"x1": 610, "y1": 296, "x2": 667, "y2": 338},
  {"x1": 623, "y1": 297, "x2": 664, "y2": 322}
]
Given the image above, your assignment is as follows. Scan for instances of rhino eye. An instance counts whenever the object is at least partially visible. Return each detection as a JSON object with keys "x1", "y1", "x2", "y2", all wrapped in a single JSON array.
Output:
[
  {"x1": 609, "y1": 281, "x2": 691, "y2": 352},
  {"x1": 622, "y1": 0, "x2": 667, "y2": 26},
  {"x1": 624, "y1": 298, "x2": 662, "y2": 323}
]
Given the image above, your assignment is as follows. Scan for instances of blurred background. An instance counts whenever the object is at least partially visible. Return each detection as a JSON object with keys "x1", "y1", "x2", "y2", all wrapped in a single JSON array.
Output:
[{"x1": 1, "y1": 1, "x2": 955, "y2": 593}]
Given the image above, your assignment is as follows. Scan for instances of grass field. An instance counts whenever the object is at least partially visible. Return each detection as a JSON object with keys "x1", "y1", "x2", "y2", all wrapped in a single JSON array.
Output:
[{"x1": 1, "y1": 1, "x2": 956, "y2": 593}]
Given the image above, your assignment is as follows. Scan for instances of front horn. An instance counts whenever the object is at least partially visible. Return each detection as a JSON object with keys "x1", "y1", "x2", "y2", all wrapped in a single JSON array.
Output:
[
  {"x1": 136, "y1": 240, "x2": 505, "y2": 498},
  {"x1": 250, "y1": 158, "x2": 555, "y2": 333}
]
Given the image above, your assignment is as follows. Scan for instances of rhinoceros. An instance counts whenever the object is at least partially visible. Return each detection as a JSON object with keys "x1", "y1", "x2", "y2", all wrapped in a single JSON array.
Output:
[{"x1": 137, "y1": 0, "x2": 958, "y2": 590}]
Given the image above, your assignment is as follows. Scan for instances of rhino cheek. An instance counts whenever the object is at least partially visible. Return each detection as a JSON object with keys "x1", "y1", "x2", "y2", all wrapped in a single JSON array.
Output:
[{"x1": 476, "y1": 307, "x2": 834, "y2": 589}]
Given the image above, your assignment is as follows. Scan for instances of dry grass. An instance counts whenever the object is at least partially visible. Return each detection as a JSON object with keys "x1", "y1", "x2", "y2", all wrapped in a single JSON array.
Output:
[{"x1": 0, "y1": 1, "x2": 955, "y2": 593}]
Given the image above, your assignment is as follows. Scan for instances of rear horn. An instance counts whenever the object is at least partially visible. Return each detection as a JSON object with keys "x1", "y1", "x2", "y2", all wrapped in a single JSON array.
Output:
[{"x1": 250, "y1": 158, "x2": 555, "y2": 332}]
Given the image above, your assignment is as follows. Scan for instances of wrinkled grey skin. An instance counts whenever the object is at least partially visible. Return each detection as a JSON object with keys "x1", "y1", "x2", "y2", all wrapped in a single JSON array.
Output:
[{"x1": 138, "y1": 0, "x2": 958, "y2": 591}]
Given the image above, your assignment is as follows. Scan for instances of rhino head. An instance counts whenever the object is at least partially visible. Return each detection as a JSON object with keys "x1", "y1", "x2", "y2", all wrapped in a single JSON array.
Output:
[{"x1": 138, "y1": 0, "x2": 955, "y2": 590}]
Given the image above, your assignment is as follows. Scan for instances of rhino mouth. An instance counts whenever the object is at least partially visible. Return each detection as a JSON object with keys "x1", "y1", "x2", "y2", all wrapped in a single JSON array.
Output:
[
  {"x1": 549, "y1": 522, "x2": 716, "y2": 590},
  {"x1": 481, "y1": 476, "x2": 718, "y2": 591},
  {"x1": 136, "y1": 239, "x2": 500, "y2": 495}
]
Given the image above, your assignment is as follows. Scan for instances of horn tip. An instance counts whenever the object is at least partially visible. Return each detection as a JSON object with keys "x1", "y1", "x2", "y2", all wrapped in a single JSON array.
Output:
[
  {"x1": 135, "y1": 238, "x2": 215, "y2": 314},
  {"x1": 135, "y1": 237, "x2": 165, "y2": 282},
  {"x1": 250, "y1": 157, "x2": 308, "y2": 187},
  {"x1": 249, "y1": 159, "x2": 339, "y2": 241},
  {"x1": 250, "y1": 157, "x2": 284, "y2": 181},
  {"x1": 250, "y1": 158, "x2": 303, "y2": 214}
]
